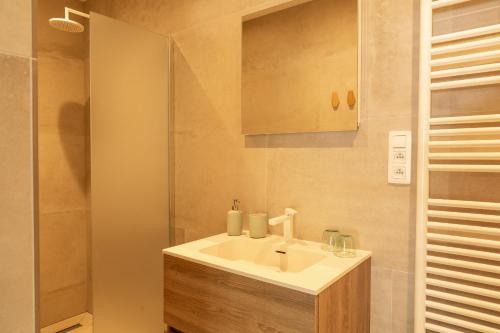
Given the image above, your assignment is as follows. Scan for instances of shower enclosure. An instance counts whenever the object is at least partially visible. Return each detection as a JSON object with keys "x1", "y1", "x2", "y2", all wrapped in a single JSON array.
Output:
[
  {"x1": 90, "y1": 12, "x2": 169, "y2": 333},
  {"x1": 37, "y1": 3, "x2": 170, "y2": 333}
]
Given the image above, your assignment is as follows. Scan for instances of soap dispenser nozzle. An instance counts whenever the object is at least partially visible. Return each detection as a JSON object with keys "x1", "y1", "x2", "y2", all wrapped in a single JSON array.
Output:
[{"x1": 232, "y1": 199, "x2": 240, "y2": 211}]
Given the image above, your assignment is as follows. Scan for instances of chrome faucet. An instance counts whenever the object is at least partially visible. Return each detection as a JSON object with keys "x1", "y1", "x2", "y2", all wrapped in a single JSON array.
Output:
[{"x1": 268, "y1": 208, "x2": 297, "y2": 243}]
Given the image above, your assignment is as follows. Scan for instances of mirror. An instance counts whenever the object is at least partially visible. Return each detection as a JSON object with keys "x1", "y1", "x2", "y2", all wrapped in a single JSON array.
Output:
[{"x1": 242, "y1": 0, "x2": 360, "y2": 135}]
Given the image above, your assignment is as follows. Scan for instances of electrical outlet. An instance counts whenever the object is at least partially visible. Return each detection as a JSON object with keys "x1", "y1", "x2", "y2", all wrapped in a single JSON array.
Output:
[
  {"x1": 388, "y1": 131, "x2": 411, "y2": 184},
  {"x1": 393, "y1": 150, "x2": 406, "y2": 163},
  {"x1": 392, "y1": 166, "x2": 406, "y2": 179}
]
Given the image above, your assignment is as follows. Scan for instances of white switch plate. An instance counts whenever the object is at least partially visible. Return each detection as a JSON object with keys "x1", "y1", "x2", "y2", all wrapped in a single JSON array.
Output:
[{"x1": 388, "y1": 131, "x2": 412, "y2": 184}]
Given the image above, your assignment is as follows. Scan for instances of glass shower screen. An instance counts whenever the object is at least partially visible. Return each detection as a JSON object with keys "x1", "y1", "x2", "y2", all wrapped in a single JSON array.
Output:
[{"x1": 90, "y1": 12, "x2": 169, "y2": 333}]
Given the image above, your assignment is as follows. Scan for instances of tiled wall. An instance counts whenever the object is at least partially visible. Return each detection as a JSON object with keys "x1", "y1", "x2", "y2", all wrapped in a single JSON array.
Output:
[
  {"x1": 92, "y1": 0, "x2": 418, "y2": 331},
  {"x1": 0, "y1": 0, "x2": 36, "y2": 332},
  {"x1": 36, "y1": 0, "x2": 90, "y2": 327}
]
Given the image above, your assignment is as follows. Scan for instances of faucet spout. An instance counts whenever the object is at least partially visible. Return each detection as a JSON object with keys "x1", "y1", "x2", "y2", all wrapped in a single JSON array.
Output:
[
  {"x1": 268, "y1": 208, "x2": 297, "y2": 242},
  {"x1": 268, "y1": 214, "x2": 288, "y2": 226}
]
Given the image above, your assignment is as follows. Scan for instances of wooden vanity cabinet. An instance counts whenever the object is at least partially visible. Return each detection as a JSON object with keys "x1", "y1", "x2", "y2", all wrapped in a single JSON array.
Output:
[{"x1": 164, "y1": 254, "x2": 370, "y2": 333}]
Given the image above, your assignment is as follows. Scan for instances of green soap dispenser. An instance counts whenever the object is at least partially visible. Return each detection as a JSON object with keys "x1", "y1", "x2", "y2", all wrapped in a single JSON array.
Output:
[{"x1": 227, "y1": 199, "x2": 242, "y2": 236}]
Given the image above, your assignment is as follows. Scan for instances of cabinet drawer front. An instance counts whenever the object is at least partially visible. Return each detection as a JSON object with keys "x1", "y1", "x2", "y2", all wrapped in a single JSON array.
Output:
[{"x1": 164, "y1": 254, "x2": 316, "y2": 333}]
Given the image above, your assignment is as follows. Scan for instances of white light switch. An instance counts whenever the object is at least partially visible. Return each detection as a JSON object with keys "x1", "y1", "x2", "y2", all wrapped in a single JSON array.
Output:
[
  {"x1": 393, "y1": 135, "x2": 407, "y2": 147},
  {"x1": 388, "y1": 131, "x2": 411, "y2": 184}
]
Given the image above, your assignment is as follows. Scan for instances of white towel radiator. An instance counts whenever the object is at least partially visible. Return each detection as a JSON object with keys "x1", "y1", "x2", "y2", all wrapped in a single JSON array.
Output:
[{"x1": 416, "y1": 0, "x2": 500, "y2": 332}]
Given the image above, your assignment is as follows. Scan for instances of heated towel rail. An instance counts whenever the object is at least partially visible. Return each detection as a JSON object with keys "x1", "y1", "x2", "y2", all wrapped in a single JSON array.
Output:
[{"x1": 416, "y1": 0, "x2": 500, "y2": 332}]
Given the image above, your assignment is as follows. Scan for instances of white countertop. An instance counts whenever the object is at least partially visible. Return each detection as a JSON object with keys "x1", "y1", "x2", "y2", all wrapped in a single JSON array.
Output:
[{"x1": 163, "y1": 232, "x2": 371, "y2": 295}]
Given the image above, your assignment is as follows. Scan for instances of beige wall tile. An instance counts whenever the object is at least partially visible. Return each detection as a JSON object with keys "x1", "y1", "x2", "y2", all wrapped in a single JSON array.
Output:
[
  {"x1": 432, "y1": 85, "x2": 500, "y2": 118},
  {"x1": 91, "y1": 0, "x2": 309, "y2": 36},
  {"x1": 101, "y1": 0, "x2": 222, "y2": 35},
  {"x1": 266, "y1": 116, "x2": 417, "y2": 271},
  {"x1": 430, "y1": 173, "x2": 500, "y2": 203},
  {"x1": 39, "y1": 210, "x2": 88, "y2": 326},
  {"x1": 39, "y1": 210, "x2": 88, "y2": 296},
  {"x1": 0, "y1": 53, "x2": 35, "y2": 333},
  {"x1": 37, "y1": 52, "x2": 87, "y2": 133},
  {"x1": 0, "y1": 0, "x2": 32, "y2": 57},
  {"x1": 39, "y1": 282, "x2": 88, "y2": 327},
  {"x1": 392, "y1": 270, "x2": 414, "y2": 333},
  {"x1": 38, "y1": 128, "x2": 88, "y2": 214},
  {"x1": 370, "y1": 266, "x2": 393, "y2": 333},
  {"x1": 433, "y1": 0, "x2": 500, "y2": 35},
  {"x1": 362, "y1": 0, "x2": 418, "y2": 120},
  {"x1": 173, "y1": 16, "x2": 267, "y2": 240}
]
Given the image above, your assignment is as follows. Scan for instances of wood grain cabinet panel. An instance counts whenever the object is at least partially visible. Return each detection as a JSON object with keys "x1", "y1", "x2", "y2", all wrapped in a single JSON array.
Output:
[
  {"x1": 318, "y1": 259, "x2": 370, "y2": 333},
  {"x1": 164, "y1": 255, "x2": 370, "y2": 333}
]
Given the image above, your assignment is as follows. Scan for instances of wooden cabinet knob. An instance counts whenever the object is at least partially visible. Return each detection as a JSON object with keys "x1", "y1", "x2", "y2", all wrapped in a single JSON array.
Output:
[
  {"x1": 331, "y1": 91, "x2": 340, "y2": 109},
  {"x1": 347, "y1": 90, "x2": 356, "y2": 108}
]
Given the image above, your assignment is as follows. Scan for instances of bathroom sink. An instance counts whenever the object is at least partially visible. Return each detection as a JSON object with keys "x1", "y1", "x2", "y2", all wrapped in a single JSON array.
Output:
[
  {"x1": 163, "y1": 232, "x2": 371, "y2": 295},
  {"x1": 199, "y1": 237, "x2": 327, "y2": 272}
]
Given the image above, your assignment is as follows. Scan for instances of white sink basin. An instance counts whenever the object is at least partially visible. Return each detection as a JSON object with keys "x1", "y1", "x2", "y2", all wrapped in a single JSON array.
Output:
[
  {"x1": 163, "y1": 232, "x2": 371, "y2": 295},
  {"x1": 200, "y1": 237, "x2": 327, "y2": 272}
]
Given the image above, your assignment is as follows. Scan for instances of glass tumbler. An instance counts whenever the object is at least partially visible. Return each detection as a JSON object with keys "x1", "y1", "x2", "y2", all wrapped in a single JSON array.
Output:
[
  {"x1": 335, "y1": 234, "x2": 356, "y2": 258},
  {"x1": 322, "y1": 229, "x2": 341, "y2": 252}
]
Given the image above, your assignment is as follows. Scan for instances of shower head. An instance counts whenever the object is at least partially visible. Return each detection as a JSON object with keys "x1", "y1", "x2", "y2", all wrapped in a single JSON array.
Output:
[
  {"x1": 49, "y1": 18, "x2": 84, "y2": 33},
  {"x1": 49, "y1": 7, "x2": 89, "y2": 33}
]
